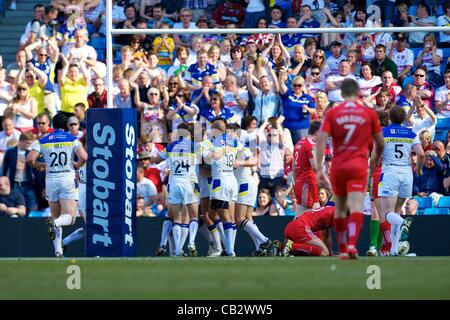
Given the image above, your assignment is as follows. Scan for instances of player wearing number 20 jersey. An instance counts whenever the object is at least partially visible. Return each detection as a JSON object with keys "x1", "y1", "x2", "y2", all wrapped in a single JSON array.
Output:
[
  {"x1": 31, "y1": 129, "x2": 82, "y2": 202},
  {"x1": 321, "y1": 100, "x2": 382, "y2": 196},
  {"x1": 159, "y1": 137, "x2": 201, "y2": 205}
]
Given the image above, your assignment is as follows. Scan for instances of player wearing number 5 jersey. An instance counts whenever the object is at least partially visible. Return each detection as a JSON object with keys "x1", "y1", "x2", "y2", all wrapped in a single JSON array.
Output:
[
  {"x1": 151, "y1": 122, "x2": 201, "y2": 257},
  {"x1": 27, "y1": 113, "x2": 87, "y2": 258},
  {"x1": 316, "y1": 79, "x2": 384, "y2": 259},
  {"x1": 378, "y1": 106, "x2": 424, "y2": 256}
]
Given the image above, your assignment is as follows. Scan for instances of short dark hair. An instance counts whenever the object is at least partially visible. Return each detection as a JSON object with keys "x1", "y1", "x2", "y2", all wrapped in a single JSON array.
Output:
[
  {"x1": 341, "y1": 79, "x2": 360, "y2": 98},
  {"x1": 53, "y1": 113, "x2": 68, "y2": 130},
  {"x1": 19, "y1": 131, "x2": 34, "y2": 142},
  {"x1": 376, "y1": 110, "x2": 389, "y2": 127},
  {"x1": 45, "y1": 5, "x2": 57, "y2": 15},
  {"x1": 271, "y1": 5, "x2": 283, "y2": 13},
  {"x1": 153, "y1": 3, "x2": 165, "y2": 11},
  {"x1": 375, "y1": 44, "x2": 386, "y2": 51},
  {"x1": 34, "y1": 4, "x2": 45, "y2": 10},
  {"x1": 389, "y1": 106, "x2": 406, "y2": 125},
  {"x1": 242, "y1": 116, "x2": 257, "y2": 129},
  {"x1": 308, "y1": 121, "x2": 322, "y2": 135}
]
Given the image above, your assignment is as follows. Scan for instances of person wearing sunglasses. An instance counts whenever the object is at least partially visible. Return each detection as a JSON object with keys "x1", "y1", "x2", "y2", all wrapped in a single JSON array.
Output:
[
  {"x1": 412, "y1": 66, "x2": 434, "y2": 110},
  {"x1": 167, "y1": 89, "x2": 199, "y2": 135},
  {"x1": 18, "y1": 62, "x2": 48, "y2": 119},
  {"x1": 305, "y1": 66, "x2": 325, "y2": 96},
  {"x1": 404, "y1": 92, "x2": 437, "y2": 139},
  {"x1": 279, "y1": 73, "x2": 315, "y2": 144}
]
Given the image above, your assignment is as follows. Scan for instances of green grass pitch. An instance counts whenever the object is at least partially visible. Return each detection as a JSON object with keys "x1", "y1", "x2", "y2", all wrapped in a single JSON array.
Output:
[{"x1": 1, "y1": 257, "x2": 449, "y2": 299}]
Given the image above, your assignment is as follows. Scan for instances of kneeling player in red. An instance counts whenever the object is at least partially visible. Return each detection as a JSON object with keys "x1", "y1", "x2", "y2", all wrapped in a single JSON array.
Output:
[{"x1": 283, "y1": 206, "x2": 335, "y2": 256}]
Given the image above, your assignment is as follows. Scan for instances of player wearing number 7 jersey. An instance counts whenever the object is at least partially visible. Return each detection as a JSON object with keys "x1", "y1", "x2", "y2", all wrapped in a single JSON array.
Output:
[
  {"x1": 27, "y1": 113, "x2": 87, "y2": 258},
  {"x1": 316, "y1": 79, "x2": 384, "y2": 259},
  {"x1": 378, "y1": 106, "x2": 424, "y2": 256}
]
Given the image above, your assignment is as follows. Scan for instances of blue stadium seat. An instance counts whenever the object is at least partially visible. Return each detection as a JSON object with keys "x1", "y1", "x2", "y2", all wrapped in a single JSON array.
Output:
[
  {"x1": 436, "y1": 117, "x2": 450, "y2": 130},
  {"x1": 437, "y1": 196, "x2": 450, "y2": 208},
  {"x1": 411, "y1": 47, "x2": 422, "y2": 59},
  {"x1": 423, "y1": 208, "x2": 450, "y2": 215},
  {"x1": 90, "y1": 37, "x2": 106, "y2": 50},
  {"x1": 414, "y1": 196, "x2": 433, "y2": 210},
  {"x1": 28, "y1": 211, "x2": 46, "y2": 218}
]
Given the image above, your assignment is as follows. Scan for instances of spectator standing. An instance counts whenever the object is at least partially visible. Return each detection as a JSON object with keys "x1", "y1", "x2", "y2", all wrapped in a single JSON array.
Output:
[
  {"x1": 88, "y1": 77, "x2": 107, "y2": 108},
  {"x1": 8, "y1": 82, "x2": 37, "y2": 132},
  {"x1": 405, "y1": 95, "x2": 437, "y2": 139}
]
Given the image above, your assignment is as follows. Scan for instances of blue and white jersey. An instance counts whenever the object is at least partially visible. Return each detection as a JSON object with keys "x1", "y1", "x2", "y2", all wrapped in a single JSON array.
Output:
[
  {"x1": 382, "y1": 124, "x2": 419, "y2": 169},
  {"x1": 202, "y1": 135, "x2": 244, "y2": 179},
  {"x1": 31, "y1": 129, "x2": 81, "y2": 179},
  {"x1": 159, "y1": 138, "x2": 200, "y2": 183},
  {"x1": 234, "y1": 146, "x2": 253, "y2": 183}
]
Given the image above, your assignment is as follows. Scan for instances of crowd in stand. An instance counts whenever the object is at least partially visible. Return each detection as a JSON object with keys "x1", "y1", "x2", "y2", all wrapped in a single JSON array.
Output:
[{"x1": 0, "y1": 0, "x2": 450, "y2": 218}]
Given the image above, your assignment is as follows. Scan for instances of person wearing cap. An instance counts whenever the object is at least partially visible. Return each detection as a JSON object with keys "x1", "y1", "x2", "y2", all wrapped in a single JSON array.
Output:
[
  {"x1": 67, "y1": 116, "x2": 83, "y2": 139},
  {"x1": 388, "y1": 33, "x2": 414, "y2": 85},
  {"x1": 325, "y1": 40, "x2": 347, "y2": 76}
]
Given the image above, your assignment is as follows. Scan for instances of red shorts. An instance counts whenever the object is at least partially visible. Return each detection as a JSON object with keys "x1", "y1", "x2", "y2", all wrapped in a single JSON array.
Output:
[
  {"x1": 371, "y1": 171, "x2": 382, "y2": 200},
  {"x1": 294, "y1": 181, "x2": 319, "y2": 208},
  {"x1": 284, "y1": 220, "x2": 319, "y2": 243},
  {"x1": 330, "y1": 167, "x2": 368, "y2": 197}
]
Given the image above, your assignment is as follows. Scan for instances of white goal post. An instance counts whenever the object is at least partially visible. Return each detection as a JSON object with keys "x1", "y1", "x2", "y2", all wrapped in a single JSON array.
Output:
[{"x1": 105, "y1": 1, "x2": 450, "y2": 108}]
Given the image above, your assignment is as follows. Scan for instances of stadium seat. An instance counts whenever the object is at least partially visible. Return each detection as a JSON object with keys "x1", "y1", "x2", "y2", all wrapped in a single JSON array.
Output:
[
  {"x1": 437, "y1": 196, "x2": 450, "y2": 208},
  {"x1": 436, "y1": 117, "x2": 450, "y2": 130},
  {"x1": 28, "y1": 211, "x2": 46, "y2": 218},
  {"x1": 414, "y1": 196, "x2": 433, "y2": 210},
  {"x1": 423, "y1": 208, "x2": 450, "y2": 215},
  {"x1": 90, "y1": 37, "x2": 106, "y2": 50}
]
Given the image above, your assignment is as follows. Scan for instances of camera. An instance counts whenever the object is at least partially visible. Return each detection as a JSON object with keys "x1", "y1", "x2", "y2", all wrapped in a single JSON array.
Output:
[{"x1": 362, "y1": 36, "x2": 368, "y2": 41}]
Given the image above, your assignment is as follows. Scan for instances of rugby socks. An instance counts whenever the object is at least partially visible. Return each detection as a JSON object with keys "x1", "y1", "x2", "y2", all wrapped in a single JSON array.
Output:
[
  {"x1": 348, "y1": 212, "x2": 364, "y2": 248},
  {"x1": 54, "y1": 214, "x2": 73, "y2": 227},
  {"x1": 198, "y1": 221, "x2": 214, "y2": 244},
  {"x1": 188, "y1": 219, "x2": 199, "y2": 247},
  {"x1": 215, "y1": 219, "x2": 226, "y2": 246},
  {"x1": 53, "y1": 227, "x2": 63, "y2": 255},
  {"x1": 241, "y1": 219, "x2": 268, "y2": 247},
  {"x1": 369, "y1": 220, "x2": 380, "y2": 248},
  {"x1": 168, "y1": 233, "x2": 175, "y2": 255},
  {"x1": 159, "y1": 218, "x2": 173, "y2": 248},
  {"x1": 63, "y1": 227, "x2": 85, "y2": 246},
  {"x1": 377, "y1": 224, "x2": 383, "y2": 251},
  {"x1": 231, "y1": 223, "x2": 237, "y2": 255},
  {"x1": 390, "y1": 224, "x2": 401, "y2": 255},
  {"x1": 208, "y1": 225, "x2": 222, "y2": 252},
  {"x1": 386, "y1": 212, "x2": 404, "y2": 226},
  {"x1": 292, "y1": 243, "x2": 322, "y2": 256},
  {"x1": 380, "y1": 221, "x2": 392, "y2": 253},
  {"x1": 223, "y1": 222, "x2": 234, "y2": 255},
  {"x1": 252, "y1": 222, "x2": 262, "y2": 249},
  {"x1": 172, "y1": 223, "x2": 182, "y2": 256},
  {"x1": 334, "y1": 217, "x2": 348, "y2": 253},
  {"x1": 180, "y1": 224, "x2": 189, "y2": 250}
]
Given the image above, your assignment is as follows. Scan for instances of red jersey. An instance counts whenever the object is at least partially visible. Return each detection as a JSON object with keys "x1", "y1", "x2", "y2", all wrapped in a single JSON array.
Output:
[
  {"x1": 321, "y1": 100, "x2": 381, "y2": 169},
  {"x1": 370, "y1": 84, "x2": 402, "y2": 106},
  {"x1": 293, "y1": 137, "x2": 316, "y2": 184},
  {"x1": 297, "y1": 206, "x2": 335, "y2": 232}
]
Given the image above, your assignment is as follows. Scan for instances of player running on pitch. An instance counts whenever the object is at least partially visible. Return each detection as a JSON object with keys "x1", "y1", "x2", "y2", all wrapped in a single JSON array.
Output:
[{"x1": 315, "y1": 78, "x2": 384, "y2": 259}]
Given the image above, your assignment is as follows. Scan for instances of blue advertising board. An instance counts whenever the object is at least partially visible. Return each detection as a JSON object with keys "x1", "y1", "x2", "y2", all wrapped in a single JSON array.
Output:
[{"x1": 86, "y1": 108, "x2": 137, "y2": 257}]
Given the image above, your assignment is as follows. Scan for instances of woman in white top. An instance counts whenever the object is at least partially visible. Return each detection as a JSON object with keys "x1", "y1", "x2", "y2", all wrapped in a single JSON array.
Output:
[
  {"x1": 0, "y1": 69, "x2": 14, "y2": 122},
  {"x1": 243, "y1": 0, "x2": 266, "y2": 28},
  {"x1": 8, "y1": 82, "x2": 37, "y2": 132},
  {"x1": 358, "y1": 62, "x2": 382, "y2": 98}
]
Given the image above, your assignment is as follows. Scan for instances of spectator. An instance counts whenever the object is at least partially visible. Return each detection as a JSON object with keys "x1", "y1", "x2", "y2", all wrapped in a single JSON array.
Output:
[
  {"x1": 211, "y1": 0, "x2": 245, "y2": 28},
  {"x1": 370, "y1": 44, "x2": 398, "y2": 79},
  {"x1": 19, "y1": 4, "x2": 46, "y2": 48},
  {"x1": 437, "y1": 2, "x2": 450, "y2": 47},
  {"x1": 326, "y1": 41, "x2": 346, "y2": 75},
  {"x1": 168, "y1": 46, "x2": 190, "y2": 78},
  {"x1": 419, "y1": 129, "x2": 433, "y2": 152},
  {"x1": 412, "y1": 66, "x2": 435, "y2": 110},
  {"x1": 396, "y1": 83, "x2": 417, "y2": 112},
  {"x1": 314, "y1": 91, "x2": 329, "y2": 120},
  {"x1": 67, "y1": 116, "x2": 83, "y2": 139},
  {"x1": 305, "y1": 66, "x2": 325, "y2": 96},
  {"x1": 152, "y1": 24, "x2": 175, "y2": 72},
  {"x1": 243, "y1": 0, "x2": 265, "y2": 28},
  {"x1": 388, "y1": 33, "x2": 414, "y2": 85},
  {"x1": 402, "y1": 198, "x2": 419, "y2": 216},
  {"x1": 74, "y1": 102, "x2": 86, "y2": 129},
  {"x1": 0, "y1": 176, "x2": 26, "y2": 217},
  {"x1": 147, "y1": 3, "x2": 174, "y2": 28},
  {"x1": 208, "y1": 45, "x2": 227, "y2": 84},
  {"x1": 257, "y1": 117, "x2": 286, "y2": 196},
  {"x1": 246, "y1": 63, "x2": 280, "y2": 124},
  {"x1": 185, "y1": 49, "x2": 220, "y2": 91},
  {"x1": 414, "y1": 33, "x2": 444, "y2": 88},
  {"x1": 279, "y1": 73, "x2": 315, "y2": 143},
  {"x1": 19, "y1": 62, "x2": 48, "y2": 117},
  {"x1": 113, "y1": 78, "x2": 133, "y2": 108},
  {"x1": 435, "y1": 70, "x2": 450, "y2": 117},
  {"x1": 62, "y1": 29, "x2": 97, "y2": 67},
  {"x1": 254, "y1": 188, "x2": 279, "y2": 216},
  {"x1": 24, "y1": 5, "x2": 59, "y2": 48},
  {"x1": 405, "y1": 96, "x2": 437, "y2": 139},
  {"x1": 226, "y1": 46, "x2": 247, "y2": 87},
  {"x1": 318, "y1": 187, "x2": 331, "y2": 206},
  {"x1": 190, "y1": 75, "x2": 217, "y2": 115},
  {"x1": 358, "y1": 62, "x2": 382, "y2": 99},
  {"x1": 306, "y1": 49, "x2": 330, "y2": 80},
  {"x1": 137, "y1": 164, "x2": 157, "y2": 209},
  {"x1": 346, "y1": 50, "x2": 361, "y2": 76},
  {"x1": 173, "y1": 8, "x2": 198, "y2": 48},
  {"x1": 1, "y1": 132, "x2": 38, "y2": 212},
  {"x1": 167, "y1": 88, "x2": 198, "y2": 133},
  {"x1": 432, "y1": 141, "x2": 450, "y2": 184},
  {"x1": 31, "y1": 112, "x2": 54, "y2": 140},
  {"x1": 370, "y1": 70, "x2": 401, "y2": 107},
  {"x1": 413, "y1": 150, "x2": 445, "y2": 197},
  {"x1": 298, "y1": 5, "x2": 320, "y2": 45},
  {"x1": 288, "y1": 44, "x2": 308, "y2": 77},
  {"x1": 221, "y1": 74, "x2": 249, "y2": 125},
  {"x1": 321, "y1": 8, "x2": 345, "y2": 48},
  {"x1": 88, "y1": 77, "x2": 107, "y2": 108},
  {"x1": 199, "y1": 92, "x2": 236, "y2": 130},
  {"x1": 58, "y1": 57, "x2": 90, "y2": 117},
  {"x1": 281, "y1": 16, "x2": 302, "y2": 55},
  {"x1": 0, "y1": 69, "x2": 14, "y2": 123},
  {"x1": 7, "y1": 82, "x2": 37, "y2": 132},
  {"x1": 268, "y1": 5, "x2": 286, "y2": 28},
  {"x1": 408, "y1": 3, "x2": 437, "y2": 46},
  {"x1": 114, "y1": 4, "x2": 140, "y2": 46},
  {"x1": 349, "y1": 33, "x2": 375, "y2": 63},
  {"x1": 326, "y1": 60, "x2": 356, "y2": 103}
]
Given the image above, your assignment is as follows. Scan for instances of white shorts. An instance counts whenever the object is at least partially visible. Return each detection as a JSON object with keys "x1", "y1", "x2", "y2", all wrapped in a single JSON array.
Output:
[
  {"x1": 46, "y1": 178, "x2": 78, "y2": 202},
  {"x1": 237, "y1": 180, "x2": 258, "y2": 207},
  {"x1": 210, "y1": 177, "x2": 238, "y2": 202},
  {"x1": 378, "y1": 169, "x2": 413, "y2": 199},
  {"x1": 168, "y1": 181, "x2": 199, "y2": 205},
  {"x1": 199, "y1": 176, "x2": 212, "y2": 199},
  {"x1": 78, "y1": 183, "x2": 86, "y2": 214}
]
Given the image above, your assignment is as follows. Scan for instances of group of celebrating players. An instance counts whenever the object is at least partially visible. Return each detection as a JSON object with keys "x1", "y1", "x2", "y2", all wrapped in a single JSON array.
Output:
[{"x1": 30, "y1": 78, "x2": 418, "y2": 259}]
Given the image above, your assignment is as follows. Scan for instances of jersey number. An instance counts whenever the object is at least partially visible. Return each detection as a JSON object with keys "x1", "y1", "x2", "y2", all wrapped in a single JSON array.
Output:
[
  {"x1": 49, "y1": 152, "x2": 68, "y2": 167},
  {"x1": 226, "y1": 154, "x2": 234, "y2": 167},
  {"x1": 343, "y1": 124, "x2": 356, "y2": 144},
  {"x1": 174, "y1": 160, "x2": 190, "y2": 174},
  {"x1": 394, "y1": 144, "x2": 404, "y2": 159}
]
